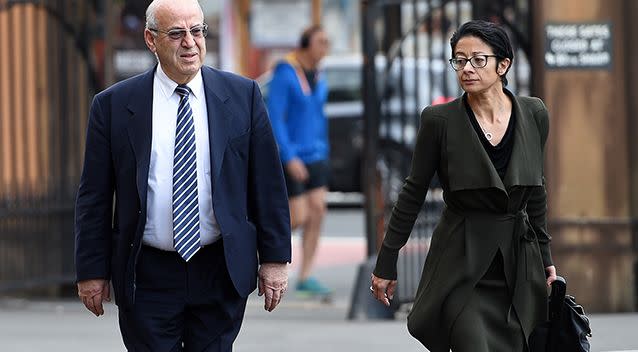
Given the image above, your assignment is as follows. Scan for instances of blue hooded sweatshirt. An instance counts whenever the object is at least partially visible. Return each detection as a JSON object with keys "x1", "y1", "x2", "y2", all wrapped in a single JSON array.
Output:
[{"x1": 266, "y1": 53, "x2": 329, "y2": 165}]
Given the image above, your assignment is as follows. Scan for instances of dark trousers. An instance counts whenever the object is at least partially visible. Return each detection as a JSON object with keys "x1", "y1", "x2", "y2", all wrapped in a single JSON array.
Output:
[{"x1": 118, "y1": 241, "x2": 247, "y2": 352}]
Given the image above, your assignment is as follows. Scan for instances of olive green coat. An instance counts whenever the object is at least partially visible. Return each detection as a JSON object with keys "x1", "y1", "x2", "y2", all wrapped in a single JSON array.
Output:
[{"x1": 374, "y1": 92, "x2": 553, "y2": 352}]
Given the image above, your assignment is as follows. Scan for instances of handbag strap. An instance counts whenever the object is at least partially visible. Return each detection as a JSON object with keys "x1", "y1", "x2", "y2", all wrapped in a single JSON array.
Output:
[
  {"x1": 549, "y1": 276, "x2": 567, "y2": 320},
  {"x1": 548, "y1": 276, "x2": 567, "y2": 351}
]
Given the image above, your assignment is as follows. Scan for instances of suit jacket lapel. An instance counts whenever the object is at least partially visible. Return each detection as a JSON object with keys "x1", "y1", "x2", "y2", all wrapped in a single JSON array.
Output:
[
  {"x1": 202, "y1": 67, "x2": 233, "y2": 190},
  {"x1": 126, "y1": 68, "x2": 155, "y2": 210},
  {"x1": 447, "y1": 97, "x2": 506, "y2": 193}
]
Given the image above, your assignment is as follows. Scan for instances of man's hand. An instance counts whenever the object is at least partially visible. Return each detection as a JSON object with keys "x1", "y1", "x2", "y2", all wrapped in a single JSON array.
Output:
[
  {"x1": 258, "y1": 263, "x2": 288, "y2": 312},
  {"x1": 285, "y1": 159, "x2": 309, "y2": 182},
  {"x1": 77, "y1": 279, "x2": 110, "y2": 316}
]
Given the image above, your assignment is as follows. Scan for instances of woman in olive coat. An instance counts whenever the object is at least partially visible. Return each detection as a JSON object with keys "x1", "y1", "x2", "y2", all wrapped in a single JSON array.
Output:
[{"x1": 370, "y1": 20, "x2": 558, "y2": 352}]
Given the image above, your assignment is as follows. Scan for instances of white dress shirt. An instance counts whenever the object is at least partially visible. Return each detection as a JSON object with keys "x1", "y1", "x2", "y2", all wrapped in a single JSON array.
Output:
[{"x1": 142, "y1": 64, "x2": 221, "y2": 251}]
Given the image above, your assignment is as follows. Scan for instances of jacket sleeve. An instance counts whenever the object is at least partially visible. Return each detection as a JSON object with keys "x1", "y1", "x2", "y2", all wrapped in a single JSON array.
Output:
[
  {"x1": 373, "y1": 108, "x2": 444, "y2": 280},
  {"x1": 266, "y1": 64, "x2": 296, "y2": 164},
  {"x1": 248, "y1": 81, "x2": 292, "y2": 264},
  {"x1": 527, "y1": 99, "x2": 553, "y2": 267},
  {"x1": 74, "y1": 94, "x2": 114, "y2": 282}
]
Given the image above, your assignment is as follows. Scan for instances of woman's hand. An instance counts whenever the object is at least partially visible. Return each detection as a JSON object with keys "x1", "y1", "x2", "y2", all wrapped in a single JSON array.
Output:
[
  {"x1": 370, "y1": 274, "x2": 397, "y2": 307},
  {"x1": 545, "y1": 265, "x2": 557, "y2": 287}
]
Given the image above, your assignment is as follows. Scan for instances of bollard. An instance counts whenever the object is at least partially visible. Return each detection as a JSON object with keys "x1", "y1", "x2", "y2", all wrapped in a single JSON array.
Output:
[{"x1": 347, "y1": 255, "x2": 396, "y2": 320}]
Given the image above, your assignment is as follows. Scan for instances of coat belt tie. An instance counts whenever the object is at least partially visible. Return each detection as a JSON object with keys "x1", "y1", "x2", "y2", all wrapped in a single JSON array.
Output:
[{"x1": 507, "y1": 210, "x2": 536, "y2": 322}]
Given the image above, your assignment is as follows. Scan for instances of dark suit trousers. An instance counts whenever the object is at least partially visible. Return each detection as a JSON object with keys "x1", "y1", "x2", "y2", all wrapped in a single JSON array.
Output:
[{"x1": 118, "y1": 240, "x2": 247, "y2": 352}]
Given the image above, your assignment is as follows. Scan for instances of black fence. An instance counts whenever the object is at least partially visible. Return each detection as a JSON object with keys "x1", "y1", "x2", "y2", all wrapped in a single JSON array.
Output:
[
  {"x1": 361, "y1": 0, "x2": 533, "y2": 306},
  {"x1": 0, "y1": 207, "x2": 75, "y2": 291},
  {"x1": 0, "y1": 0, "x2": 102, "y2": 293}
]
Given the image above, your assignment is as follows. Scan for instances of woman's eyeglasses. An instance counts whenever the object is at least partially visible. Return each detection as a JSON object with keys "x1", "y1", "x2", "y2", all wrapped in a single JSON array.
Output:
[{"x1": 449, "y1": 54, "x2": 500, "y2": 71}]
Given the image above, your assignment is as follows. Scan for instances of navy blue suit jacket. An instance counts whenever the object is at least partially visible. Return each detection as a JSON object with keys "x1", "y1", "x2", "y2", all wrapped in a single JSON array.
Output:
[{"x1": 74, "y1": 66, "x2": 291, "y2": 309}]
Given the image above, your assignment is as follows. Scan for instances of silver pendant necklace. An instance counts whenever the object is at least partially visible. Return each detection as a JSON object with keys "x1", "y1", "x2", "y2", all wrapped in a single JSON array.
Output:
[
  {"x1": 477, "y1": 121, "x2": 493, "y2": 141},
  {"x1": 474, "y1": 109, "x2": 497, "y2": 142}
]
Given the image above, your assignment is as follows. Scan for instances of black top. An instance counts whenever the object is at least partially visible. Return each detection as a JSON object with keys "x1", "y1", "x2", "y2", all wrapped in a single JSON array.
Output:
[
  {"x1": 463, "y1": 94, "x2": 516, "y2": 180},
  {"x1": 304, "y1": 69, "x2": 317, "y2": 90}
]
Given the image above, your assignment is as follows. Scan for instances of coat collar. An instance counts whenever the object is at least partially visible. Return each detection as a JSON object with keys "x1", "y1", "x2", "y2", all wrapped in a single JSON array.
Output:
[
  {"x1": 125, "y1": 65, "x2": 234, "y2": 208},
  {"x1": 200, "y1": 65, "x2": 234, "y2": 188},
  {"x1": 446, "y1": 89, "x2": 543, "y2": 194},
  {"x1": 126, "y1": 68, "x2": 155, "y2": 209}
]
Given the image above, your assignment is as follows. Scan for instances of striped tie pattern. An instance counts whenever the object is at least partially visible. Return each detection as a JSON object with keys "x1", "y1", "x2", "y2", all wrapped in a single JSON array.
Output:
[{"x1": 172, "y1": 85, "x2": 201, "y2": 261}]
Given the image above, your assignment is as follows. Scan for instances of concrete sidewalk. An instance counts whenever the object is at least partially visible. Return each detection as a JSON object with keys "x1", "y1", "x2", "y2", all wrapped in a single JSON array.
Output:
[
  {"x1": 0, "y1": 260, "x2": 424, "y2": 352},
  {"x1": 1, "y1": 210, "x2": 637, "y2": 351},
  {"x1": 1, "y1": 260, "x2": 637, "y2": 352}
]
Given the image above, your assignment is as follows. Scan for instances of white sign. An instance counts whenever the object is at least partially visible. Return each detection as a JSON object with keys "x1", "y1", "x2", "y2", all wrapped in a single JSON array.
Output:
[
  {"x1": 544, "y1": 23, "x2": 612, "y2": 69},
  {"x1": 250, "y1": 0, "x2": 312, "y2": 48},
  {"x1": 114, "y1": 50, "x2": 156, "y2": 76}
]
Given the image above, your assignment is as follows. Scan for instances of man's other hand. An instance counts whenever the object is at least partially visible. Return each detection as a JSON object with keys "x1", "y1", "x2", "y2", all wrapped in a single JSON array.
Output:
[
  {"x1": 258, "y1": 263, "x2": 288, "y2": 312},
  {"x1": 77, "y1": 279, "x2": 110, "y2": 316}
]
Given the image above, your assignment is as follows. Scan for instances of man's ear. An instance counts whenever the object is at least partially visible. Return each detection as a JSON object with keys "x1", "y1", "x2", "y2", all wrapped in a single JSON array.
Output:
[{"x1": 144, "y1": 29, "x2": 157, "y2": 53}]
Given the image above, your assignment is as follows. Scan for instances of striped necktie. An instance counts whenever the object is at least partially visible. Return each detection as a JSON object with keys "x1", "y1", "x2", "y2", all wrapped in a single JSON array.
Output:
[{"x1": 172, "y1": 84, "x2": 201, "y2": 261}]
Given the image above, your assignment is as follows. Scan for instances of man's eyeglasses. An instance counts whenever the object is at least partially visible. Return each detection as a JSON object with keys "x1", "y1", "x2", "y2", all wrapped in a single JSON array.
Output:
[
  {"x1": 449, "y1": 54, "x2": 500, "y2": 71},
  {"x1": 148, "y1": 24, "x2": 208, "y2": 41}
]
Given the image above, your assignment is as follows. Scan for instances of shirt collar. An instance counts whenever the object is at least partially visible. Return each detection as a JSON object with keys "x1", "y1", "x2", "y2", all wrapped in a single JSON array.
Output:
[{"x1": 155, "y1": 64, "x2": 205, "y2": 101}]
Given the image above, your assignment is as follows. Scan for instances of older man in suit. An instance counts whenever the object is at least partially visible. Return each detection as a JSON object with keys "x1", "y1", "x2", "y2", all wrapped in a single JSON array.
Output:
[{"x1": 74, "y1": 0, "x2": 291, "y2": 350}]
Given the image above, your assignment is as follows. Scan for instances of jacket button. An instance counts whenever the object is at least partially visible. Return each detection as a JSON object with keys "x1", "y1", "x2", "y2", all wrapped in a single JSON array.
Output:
[{"x1": 130, "y1": 243, "x2": 134, "y2": 247}]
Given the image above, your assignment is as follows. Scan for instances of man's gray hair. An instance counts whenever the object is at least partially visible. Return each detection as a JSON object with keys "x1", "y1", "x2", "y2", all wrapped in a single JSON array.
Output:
[
  {"x1": 145, "y1": 0, "x2": 204, "y2": 30},
  {"x1": 145, "y1": 1, "x2": 159, "y2": 29}
]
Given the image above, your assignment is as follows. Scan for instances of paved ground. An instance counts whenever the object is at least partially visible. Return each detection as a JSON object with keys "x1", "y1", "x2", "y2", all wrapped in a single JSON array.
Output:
[{"x1": 1, "y1": 209, "x2": 637, "y2": 351}]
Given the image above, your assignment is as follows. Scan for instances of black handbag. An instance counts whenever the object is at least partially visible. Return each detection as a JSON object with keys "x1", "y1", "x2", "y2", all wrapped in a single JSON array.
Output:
[{"x1": 529, "y1": 276, "x2": 592, "y2": 352}]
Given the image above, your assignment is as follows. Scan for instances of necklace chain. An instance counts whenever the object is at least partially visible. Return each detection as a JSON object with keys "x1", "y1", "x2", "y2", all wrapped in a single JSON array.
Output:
[{"x1": 476, "y1": 119, "x2": 493, "y2": 141}]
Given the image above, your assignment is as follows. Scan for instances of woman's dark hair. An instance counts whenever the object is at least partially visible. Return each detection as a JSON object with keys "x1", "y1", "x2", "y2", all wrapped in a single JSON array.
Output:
[{"x1": 449, "y1": 20, "x2": 514, "y2": 86}]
